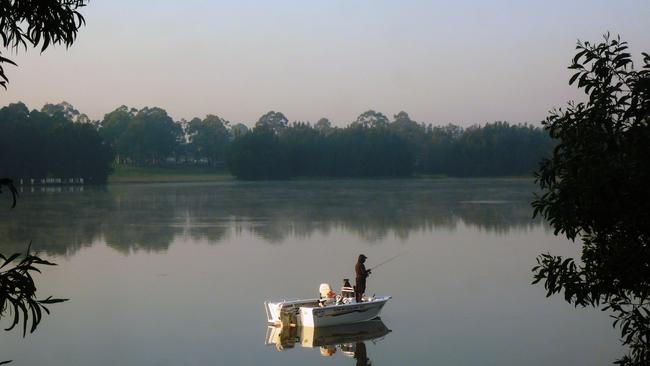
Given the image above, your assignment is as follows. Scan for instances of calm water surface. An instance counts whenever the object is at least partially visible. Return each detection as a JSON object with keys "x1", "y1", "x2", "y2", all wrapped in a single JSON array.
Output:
[{"x1": 0, "y1": 179, "x2": 620, "y2": 365}]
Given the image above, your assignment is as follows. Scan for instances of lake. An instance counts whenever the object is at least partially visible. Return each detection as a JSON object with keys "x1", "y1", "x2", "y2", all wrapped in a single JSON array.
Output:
[{"x1": 0, "y1": 179, "x2": 621, "y2": 365}]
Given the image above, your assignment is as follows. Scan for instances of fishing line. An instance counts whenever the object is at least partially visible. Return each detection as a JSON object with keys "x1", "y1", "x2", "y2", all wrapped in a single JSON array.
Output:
[{"x1": 369, "y1": 252, "x2": 408, "y2": 271}]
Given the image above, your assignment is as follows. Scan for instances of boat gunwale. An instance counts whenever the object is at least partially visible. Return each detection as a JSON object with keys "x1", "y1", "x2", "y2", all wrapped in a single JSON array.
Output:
[{"x1": 299, "y1": 295, "x2": 391, "y2": 310}]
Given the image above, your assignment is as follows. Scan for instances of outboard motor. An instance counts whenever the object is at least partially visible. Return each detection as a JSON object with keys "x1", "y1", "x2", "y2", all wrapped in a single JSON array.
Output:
[
  {"x1": 319, "y1": 283, "x2": 334, "y2": 299},
  {"x1": 319, "y1": 283, "x2": 336, "y2": 306}
]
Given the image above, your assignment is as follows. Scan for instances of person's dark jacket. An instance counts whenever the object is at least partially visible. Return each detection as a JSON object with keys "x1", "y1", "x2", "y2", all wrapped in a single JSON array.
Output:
[{"x1": 355, "y1": 262, "x2": 370, "y2": 280}]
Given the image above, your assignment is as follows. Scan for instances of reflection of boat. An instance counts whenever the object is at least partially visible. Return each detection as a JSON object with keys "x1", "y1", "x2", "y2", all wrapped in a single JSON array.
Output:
[
  {"x1": 300, "y1": 319, "x2": 391, "y2": 348},
  {"x1": 265, "y1": 318, "x2": 391, "y2": 351},
  {"x1": 265, "y1": 292, "x2": 391, "y2": 327}
]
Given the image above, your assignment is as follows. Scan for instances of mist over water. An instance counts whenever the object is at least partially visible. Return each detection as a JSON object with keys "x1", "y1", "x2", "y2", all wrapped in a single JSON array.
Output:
[
  {"x1": 1, "y1": 179, "x2": 541, "y2": 254},
  {"x1": 0, "y1": 179, "x2": 620, "y2": 365}
]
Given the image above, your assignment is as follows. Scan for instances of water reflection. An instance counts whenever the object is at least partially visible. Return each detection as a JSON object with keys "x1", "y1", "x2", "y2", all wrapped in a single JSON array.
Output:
[
  {"x1": 0, "y1": 179, "x2": 543, "y2": 255},
  {"x1": 265, "y1": 319, "x2": 390, "y2": 364}
]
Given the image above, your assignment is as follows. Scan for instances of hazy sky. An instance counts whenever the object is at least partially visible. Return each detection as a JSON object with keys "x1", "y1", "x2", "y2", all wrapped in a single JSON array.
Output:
[{"x1": 1, "y1": 0, "x2": 648, "y2": 126}]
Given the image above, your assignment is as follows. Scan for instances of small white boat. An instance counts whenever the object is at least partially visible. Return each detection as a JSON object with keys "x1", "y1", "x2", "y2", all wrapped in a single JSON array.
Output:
[{"x1": 264, "y1": 283, "x2": 391, "y2": 327}]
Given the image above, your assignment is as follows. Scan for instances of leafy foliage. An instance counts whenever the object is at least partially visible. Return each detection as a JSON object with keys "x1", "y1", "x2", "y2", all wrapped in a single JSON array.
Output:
[
  {"x1": 228, "y1": 118, "x2": 415, "y2": 180},
  {"x1": 227, "y1": 127, "x2": 290, "y2": 180},
  {"x1": 0, "y1": 102, "x2": 114, "y2": 183},
  {"x1": 4, "y1": 102, "x2": 553, "y2": 180},
  {"x1": 0, "y1": 0, "x2": 89, "y2": 88},
  {"x1": 354, "y1": 110, "x2": 390, "y2": 128},
  {"x1": 113, "y1": 107, "x2": 182, "y2": 165},
  {"x1": 100, "y1": 106, "x2": 186, "y2": 166},
  {"x1": 255, "y1": 111, "x2": 288, "y2": 135},
  {"x1": 434, "y1": 122, "x2": 553, "y2": 176},
  {"x1": 41, "y1": 101, "x2": 90, "y2": 123},
  {"x1": 0, "y1": 189, "x2": 67, "y2": 364},
  {"x1": 532, "y1": 35, "x2": 650, "y2": 365},
  {"x1": 227, "y1": 112, "x2": 551, "y2": 180},
  {"x1": 0, "y1": 243, "x2": 68, "y2": 337},
  {"x1": 186, "y1": 115, "x2": 231, "y2": 166}
]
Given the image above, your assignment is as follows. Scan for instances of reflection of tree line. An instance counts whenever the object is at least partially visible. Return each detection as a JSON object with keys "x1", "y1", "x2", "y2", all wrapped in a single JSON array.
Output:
[{"x1": 0, "y1": 181, "x2": 544, "y2": 255}]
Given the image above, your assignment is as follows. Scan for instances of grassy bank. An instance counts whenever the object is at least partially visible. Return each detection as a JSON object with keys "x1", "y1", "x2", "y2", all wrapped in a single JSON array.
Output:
[
  {"x1": 109, "y1": 165, "x2": 233, "y2": 183},
  {"x1": 108, "y1": 165, "x2": 534, "y2": 184}
]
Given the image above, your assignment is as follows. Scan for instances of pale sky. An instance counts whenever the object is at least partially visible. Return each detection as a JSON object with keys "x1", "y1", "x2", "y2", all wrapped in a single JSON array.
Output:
[{"x1": 1, "y1": 0, "x2": 648, "y2": 126}]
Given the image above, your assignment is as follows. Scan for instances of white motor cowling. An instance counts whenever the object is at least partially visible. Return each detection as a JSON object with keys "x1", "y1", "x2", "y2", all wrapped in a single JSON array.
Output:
[{"x1": 319, "y1": 283, "x2": 333, "y2": 298}]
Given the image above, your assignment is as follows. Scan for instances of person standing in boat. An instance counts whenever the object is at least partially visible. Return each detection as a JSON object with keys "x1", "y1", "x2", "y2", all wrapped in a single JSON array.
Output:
[{"x1": 355, "y1": 254, "x2": 371, "y2": 302}]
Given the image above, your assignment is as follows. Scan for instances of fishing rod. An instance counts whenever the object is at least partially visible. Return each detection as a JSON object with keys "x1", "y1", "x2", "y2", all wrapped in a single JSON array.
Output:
[{"x1": 369, "y1": 252, "x2": 407, "y2": 271}]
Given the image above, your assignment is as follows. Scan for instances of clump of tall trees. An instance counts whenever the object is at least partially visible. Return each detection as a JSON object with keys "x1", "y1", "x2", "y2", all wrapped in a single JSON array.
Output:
[
  {"x1": 227, "y1": 111, "x2": 553, "y2": 180},
  {"x1": 101, "y1": 106, "x2": 183, "y2": 166},
  {"x1": 0, "y1": 102, "x2": 113, "y2": 183},
  {"x1": 99, "y1": 106, "x2": 231, "y2": 167},
  {"x1": 228, "y1": 112, "x2": 415, "y2": 180}
]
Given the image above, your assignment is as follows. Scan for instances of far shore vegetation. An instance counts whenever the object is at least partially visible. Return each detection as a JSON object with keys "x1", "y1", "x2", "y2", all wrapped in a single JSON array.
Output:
[
  {"x1": 1, "y1": 103, "x2": 554, "y2": 183},
  {"x1": 108, "y1": 165, "x2": 232, "y2": 184},
  {"x1": 108, "y1": 165, "x2": 536, "y2": 184}
]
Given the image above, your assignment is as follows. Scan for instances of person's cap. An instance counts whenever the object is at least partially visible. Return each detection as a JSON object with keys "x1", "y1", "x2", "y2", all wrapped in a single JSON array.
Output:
[{"x1": 359, "y1": 254, "x2": 367, "y2": 259}]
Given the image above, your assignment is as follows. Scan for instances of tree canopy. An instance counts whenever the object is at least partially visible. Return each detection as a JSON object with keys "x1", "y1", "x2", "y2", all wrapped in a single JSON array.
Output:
[
  {"x1": 255, "y1": 111, "x2": 288, "y2": 135},
  {"x1": 226, "y1": 111, "x2": 552, "y2": 180},
  {"x1": 2, "y1": 102, "x2": 554, "y2": 181},
  {"x1": 186, "y1": 115, "x2": 231, "y2": 167},
  {"x1": 0, "y1": 102, "x2": 114, "y2": 183},
  {"x1": 113, "y1": 107, "x2": 182, "y2": 165},
  {"x1": 532, "y1": 35, "x2": 650, "y2": 365}
]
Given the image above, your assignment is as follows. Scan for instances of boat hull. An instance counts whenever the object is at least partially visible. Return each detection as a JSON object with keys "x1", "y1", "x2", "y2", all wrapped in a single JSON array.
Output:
[{"x1": 299, "y1": 296, "x2": 390, "y2": 327}]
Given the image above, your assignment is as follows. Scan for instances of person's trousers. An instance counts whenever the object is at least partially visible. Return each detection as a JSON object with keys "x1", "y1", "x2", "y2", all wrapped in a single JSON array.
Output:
[{"x1": 355, "y1": 278, "x2": 366, "y2": 301}]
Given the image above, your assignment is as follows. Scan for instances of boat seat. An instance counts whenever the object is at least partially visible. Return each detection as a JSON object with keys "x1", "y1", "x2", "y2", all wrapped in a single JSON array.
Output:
[{"x1": 341, "y1": 286, "x2": 355, "y2": 298}]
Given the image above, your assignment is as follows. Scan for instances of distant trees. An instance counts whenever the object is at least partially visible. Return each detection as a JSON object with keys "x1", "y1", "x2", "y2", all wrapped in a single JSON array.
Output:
[
  {"x1": 186, "y1": 115, "x2": 231, "y2": 167},
  {"x1": 315, "y1": 118, "x2": 333, "y2": 134},
  {"x1": 230, "y1": 123, "x2": 249, "y2": 138},
  {"x1": 0, "y1": 102, "x2": 113, "y2": 183},
  {"x1": 41, "y1": 101, "x2": 91, "y2": 124},
  {"x1": 100, "y1": 106, "x2": 228, "y2": 167},
  {"x1": 100, "y1": 106, "x2": 135, "y2": 163},
  {"x1": 227, "y1": 127, "x2": 290, "y2": 180},
  {"x1": 354, "y1": 110, "x2": 390, "y2": 128},
  {"x1": 2, "y1": 102, "x2": 554, "y2": 182},
  {"x1": 532, "y1": 36, "x2": 650, "y2": 366},
  {"x1": 227, "y1": 113, "x2": 415, "y2": 180},
  {"x1": 113, "y1": 107, "x2": 182, "y2": 165},
  {"x1": 437, "y1": 122, "x2": 554, "y2": 176},
  {"x1": 255, "y1": 111, "x2": 288, "y2": 134},
  {"x1": 226, "y1": 111, "x2": 552, "y2": 180},
  {"x1": 320, "y1": 124, "x2": 414, "y2": 178},
  {"x1": 388, "y1": 111, "x2": 428, "y2": 170}
]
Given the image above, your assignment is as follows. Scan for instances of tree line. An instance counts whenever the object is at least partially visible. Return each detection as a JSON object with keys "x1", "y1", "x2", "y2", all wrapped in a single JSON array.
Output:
[
  {"x1": 0, "y1": 102, "x2": 113, "y2": 183},
  {"x1": 99, "y1": 106, "x2": 553, "y2": 179},
  {"x1": 1, "y1": 101, "x2": 554, "y2": 181}
]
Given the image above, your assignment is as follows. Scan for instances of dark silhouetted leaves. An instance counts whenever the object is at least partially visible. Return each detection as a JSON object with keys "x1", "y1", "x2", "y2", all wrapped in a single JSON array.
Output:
[
  {"x1": 532, "y1": 34, "x2": 650, "y2": 366},
  {"x1": 0, "y1": 243, "x2": 68, "y2": 338},
  {"x1": 0, "y1": 0, "x2": 88, "y2": 88}
]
